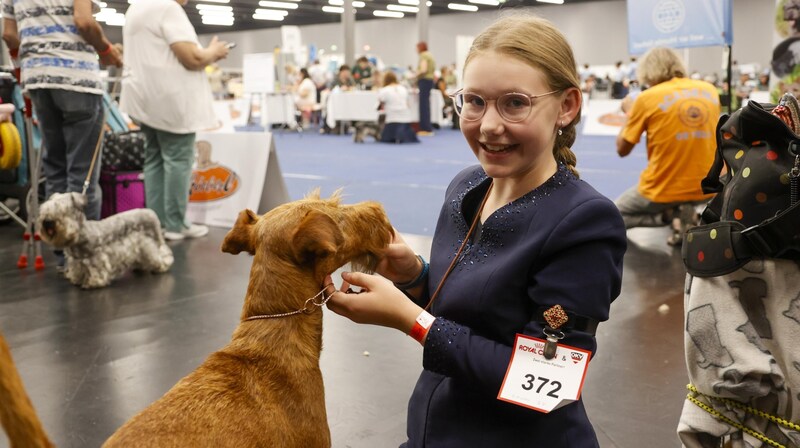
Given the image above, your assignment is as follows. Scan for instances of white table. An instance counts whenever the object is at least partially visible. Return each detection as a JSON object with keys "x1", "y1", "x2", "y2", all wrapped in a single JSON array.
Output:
[{"x1": 325, "y1": 90, "x2": 445, "y2": 129}]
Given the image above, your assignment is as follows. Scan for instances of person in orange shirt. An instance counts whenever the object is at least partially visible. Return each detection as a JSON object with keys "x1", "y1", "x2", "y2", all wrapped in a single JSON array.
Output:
[{"x1": 616, "y1": 46, "x2": 720, "y2": 245}]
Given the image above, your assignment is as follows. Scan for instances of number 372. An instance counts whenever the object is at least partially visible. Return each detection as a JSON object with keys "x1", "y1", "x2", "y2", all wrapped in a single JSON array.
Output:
[{"x1": 521, "y1": 374, "x2": 561, "y2": 398}]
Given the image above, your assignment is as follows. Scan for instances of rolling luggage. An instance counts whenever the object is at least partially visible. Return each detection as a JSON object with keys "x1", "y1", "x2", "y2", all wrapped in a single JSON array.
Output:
[{"x1": 100, "y1": 170, "x2": 145, "y2": 218}]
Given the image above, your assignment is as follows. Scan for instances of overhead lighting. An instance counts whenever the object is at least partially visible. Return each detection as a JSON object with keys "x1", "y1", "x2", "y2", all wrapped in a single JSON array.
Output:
[
  {"x1": 536, "y1": 0, "x2": 564, "y2": 3},
  {"x1": 253, "y1": 13, "x2": 285, "y2": 20},
  {"x1": 398, "y1": 0, "x2": 418, "y2": 3},
  {"x1": 200, "y1": 0, "x2": 231, "y2": 3},
  {"x1": 258, "y1": 0, "x2": 298, "y2": 9},
  {"x1": 387, "y1": 4, "x2": 418, "y2": 12},
  {"x1": 447, "y1": 2, "x2": 478, "y2": 10},
  {"x1": 373, "y1": 9, "x2": 403, "y2": 17},
  {"x1": 196, "y1": 4, "x2": 232, "y2": 10},
  {"x1": 469, "y1": 0, "x2": 498, "y2": 4},
  {"x1": 201, "y1": 16, "x2": 234, "y2": 25},
  {"x1": 199, "y1": 10, "x2": 233, "y2": 17},
  {"x1": 353, "y1": 1, "x2": 365, "y2": 6},
  {"x1": 254, "y1": 7, "x2": 289, "y2": 15},
  {"x1": 322, "y1": 5, "x2": 343, "y2": 12}
]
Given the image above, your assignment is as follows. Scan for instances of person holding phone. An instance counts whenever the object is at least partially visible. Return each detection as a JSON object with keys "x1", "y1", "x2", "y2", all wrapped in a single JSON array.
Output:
[{"x1": 120, "y1": 0, "x2": 229, "y2": 241}]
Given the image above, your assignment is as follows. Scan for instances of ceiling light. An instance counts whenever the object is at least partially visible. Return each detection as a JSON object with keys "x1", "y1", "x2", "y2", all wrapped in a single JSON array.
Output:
[
  {"x1": 447, "y1": 2, "x2": 478, "y2": 10},
  {"x1": 328, "y1": 0, "x2": 343, "y2": 4},
  {"x1": 201, "y1": 16, "x2": 234, "y2": 25},
  {"x1": 398, "y1": 0, "x2": 418, "y2": 4},
  {"x1": 387, "y1": 4, "x2": 417, "y2": 12},
  {"x1": 200, "y1": 0, "x2": 231, "y2": 3},
  {"x1": 373, "y1": 9, "x2": 403, "y2": 17},
  {"x1": 199, "y1": 9, "x2": 233, "y2": 16},
  {"x1": 254, "y1": 7, "x2": 289, "y2": 15},
  {"x1": 258, "y1": 0, "x2": 298, "y2": 9},
  {"x1": 196, "y1": 4, "x2": 232, "y2": 10},
  {"x1": 322, "y1": 5, "x2": 343, "y2": 12},
  {"x1": 536, "y1": 0, "x2": 564, "y2": 3},
  {"x1": 253, "y1": 13, "x2": 285, "y2": 20},
  {"x1": 353, "y1": 1, "x2": 365, "y2": 6},
  {"x1": 469, "y1": 0, "x2": 498, "y2": 4}
]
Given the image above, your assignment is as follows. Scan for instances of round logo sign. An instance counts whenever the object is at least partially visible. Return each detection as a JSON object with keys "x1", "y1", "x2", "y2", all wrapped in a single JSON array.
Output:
[
  {"x1": 678, "y1": 99, "x2": 710, "y2": 128},
  {"x1": 652, "y1": 0, "x2": 685, "y2": 34}
]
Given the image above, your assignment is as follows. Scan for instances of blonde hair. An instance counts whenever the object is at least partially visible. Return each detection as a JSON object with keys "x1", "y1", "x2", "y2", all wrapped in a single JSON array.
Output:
[
  {"x1": 636, "y1": 47, "x2": 686, "y2": 87},
  {"x1": 464, "y1": 14, "x2": 581, "y2": 177}
]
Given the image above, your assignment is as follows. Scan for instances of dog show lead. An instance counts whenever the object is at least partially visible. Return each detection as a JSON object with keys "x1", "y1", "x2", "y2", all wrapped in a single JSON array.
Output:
[{"x1": 325, "y1": 14, "x2": 627, "y2": 448}]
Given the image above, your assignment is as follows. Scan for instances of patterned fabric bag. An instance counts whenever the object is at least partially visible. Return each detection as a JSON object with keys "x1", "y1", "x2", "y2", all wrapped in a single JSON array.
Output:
[
  {"x1": 102, "y1": 130, "x2": 146, "y2": 172},
  {"x1": 682, "y1": 96, "x2": 800, "y2": 277}
]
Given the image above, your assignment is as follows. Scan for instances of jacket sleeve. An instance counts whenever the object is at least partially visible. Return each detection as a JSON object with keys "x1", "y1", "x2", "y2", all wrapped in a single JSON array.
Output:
[{"x1": 421, "y1": 197, "x2": 627, "y2": 395}]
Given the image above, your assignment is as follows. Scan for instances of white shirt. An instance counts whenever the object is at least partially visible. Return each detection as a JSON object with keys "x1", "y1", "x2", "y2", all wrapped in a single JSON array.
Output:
[
  {"x1": 377, "y1": 84, "x2": 412, "y2": 123},
  {"x1": 295, "y1": 77, "x2": 317, "y2": 109},
  {"x1": 120, "y1": 0, "x2": 217, "y2": 133}
]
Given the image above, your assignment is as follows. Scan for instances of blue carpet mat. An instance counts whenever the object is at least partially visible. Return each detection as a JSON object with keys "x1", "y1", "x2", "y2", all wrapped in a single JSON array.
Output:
[{"x1": 272, "y1": 126, "x2": 647, "y2": 236}]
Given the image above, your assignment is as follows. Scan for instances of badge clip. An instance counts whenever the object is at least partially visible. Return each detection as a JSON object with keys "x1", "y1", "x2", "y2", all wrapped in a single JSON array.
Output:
[{"x1": 542, "y1": 305, "x2": 569, "y2": 360}]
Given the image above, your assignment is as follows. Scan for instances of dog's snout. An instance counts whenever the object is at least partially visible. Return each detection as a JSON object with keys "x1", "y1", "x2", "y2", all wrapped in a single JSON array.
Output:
[{"x1": 42, "y1": 220, "x2": 56, "y2": 234}]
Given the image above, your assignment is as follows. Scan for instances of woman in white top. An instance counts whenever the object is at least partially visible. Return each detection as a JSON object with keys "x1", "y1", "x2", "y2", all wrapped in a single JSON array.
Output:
[
  {"x1": 295, "y1": 68, "x2": 318, "y2": 127},
  {"x1": 377, "y1": 71, "x2": 419, "y2": 143}
]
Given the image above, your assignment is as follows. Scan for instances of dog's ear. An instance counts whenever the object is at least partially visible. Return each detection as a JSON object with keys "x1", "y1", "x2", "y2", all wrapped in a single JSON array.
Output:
[
  {"x1": 221, "y1": 209, "x2": 258, "y2": 255},
  {"x1": 70, "y1": 192, "x2": 87, "y2": 210},
  {"x1": 290, "y1": 210, "x2": 343, "y2": 266}
]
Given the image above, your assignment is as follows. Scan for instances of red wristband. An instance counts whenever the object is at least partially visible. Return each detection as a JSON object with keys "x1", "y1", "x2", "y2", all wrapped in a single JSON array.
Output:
[
  {"x1": 97, "y1": 44, "x2": 113, "y2": 57},
  {"x1": 9, "y1": 48, "x2": 19, "y2": 59},
  {"x1": 409, "y1": 310, "x2": 435, "y2": 344}
]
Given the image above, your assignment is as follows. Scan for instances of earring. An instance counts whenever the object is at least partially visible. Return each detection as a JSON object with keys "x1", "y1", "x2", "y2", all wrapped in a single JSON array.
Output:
[
  {"x1": 558, "y1": 121, "x2": 563, "y2": 136},
  {"x1": 558, "y1": 128, "x2": 563, "y2": 136}
]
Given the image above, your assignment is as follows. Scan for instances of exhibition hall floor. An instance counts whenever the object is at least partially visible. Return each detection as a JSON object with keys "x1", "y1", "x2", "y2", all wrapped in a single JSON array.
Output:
[{"x1": 0, "y1": 128, "x2": 690, "y2": 447}]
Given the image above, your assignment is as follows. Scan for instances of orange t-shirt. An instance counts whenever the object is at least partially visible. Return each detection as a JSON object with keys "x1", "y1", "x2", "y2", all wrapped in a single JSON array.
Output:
[{"x1": 621, "y1": 77, "x2": 720, "y2": 203}]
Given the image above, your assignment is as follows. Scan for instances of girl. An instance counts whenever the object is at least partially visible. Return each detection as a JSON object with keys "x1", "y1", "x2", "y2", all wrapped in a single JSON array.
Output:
[{"x1": 327, "y1": 15, "x2": 626, "y2": 447}]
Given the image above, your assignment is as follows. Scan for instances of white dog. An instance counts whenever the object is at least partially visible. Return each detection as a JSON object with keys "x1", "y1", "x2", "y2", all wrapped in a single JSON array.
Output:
[{"x1": 38, "y1": 192, "x2": 173, "y2": 289}]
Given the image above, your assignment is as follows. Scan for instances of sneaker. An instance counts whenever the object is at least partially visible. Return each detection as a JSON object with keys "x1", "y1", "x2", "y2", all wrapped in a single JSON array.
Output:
[
  {"x1": 164, "y1": 224, "x2": 209, "y2": 241},
  {"x1": 416, "y1": 131, "x2": 435, "y2": 137}
]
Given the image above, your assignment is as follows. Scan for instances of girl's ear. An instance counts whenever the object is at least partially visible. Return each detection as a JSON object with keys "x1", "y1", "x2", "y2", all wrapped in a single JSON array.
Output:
[{"x1": 559, "y1": 87, "x2": 582, "y2": 125}]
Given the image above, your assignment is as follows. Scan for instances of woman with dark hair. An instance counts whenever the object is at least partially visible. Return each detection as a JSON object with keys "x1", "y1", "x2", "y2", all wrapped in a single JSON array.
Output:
[
  {"x1": 294, "y1": 67, "x2": 317, "y2": 127},
  {"x1": 378, "y1": 71, "x2": 418, "y2": 144}
]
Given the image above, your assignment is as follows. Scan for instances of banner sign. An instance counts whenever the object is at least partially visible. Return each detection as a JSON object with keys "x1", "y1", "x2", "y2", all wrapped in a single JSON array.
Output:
[
  {"x1": 627, "y1": 0, "x2": 732, "y2": 54},
  {"x1": 186, "y1": 132, "x2": 289, "y2": 228}
]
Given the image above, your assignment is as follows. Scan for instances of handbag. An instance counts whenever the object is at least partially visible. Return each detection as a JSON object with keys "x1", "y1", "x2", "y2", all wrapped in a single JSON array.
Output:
[
  {"x1": 102, "y1": 130, "x2": 146, "y2": 172},
  {"x1": 682, "y1": 93, "x2": 800, "y2": 277}
]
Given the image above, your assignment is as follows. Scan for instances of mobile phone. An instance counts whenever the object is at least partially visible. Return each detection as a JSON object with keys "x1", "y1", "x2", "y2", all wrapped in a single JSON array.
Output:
[{"x1": 226, "y1": 42, "x2": 237, "y2": 49}]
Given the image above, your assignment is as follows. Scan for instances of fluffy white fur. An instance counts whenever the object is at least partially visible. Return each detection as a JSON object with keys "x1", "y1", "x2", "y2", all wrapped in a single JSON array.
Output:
[{"x1": 38, "y1": 192, "x2": 173, "y2": 289}]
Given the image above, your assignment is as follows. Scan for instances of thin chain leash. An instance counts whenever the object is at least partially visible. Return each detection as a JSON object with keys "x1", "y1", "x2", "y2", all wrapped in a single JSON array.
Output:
[
  {"x1": 686, "y1": 384, "x2": 800, "y2": 448},
  {"x1": 242, "y1": 283, "x2": 335, "y2": 321}
]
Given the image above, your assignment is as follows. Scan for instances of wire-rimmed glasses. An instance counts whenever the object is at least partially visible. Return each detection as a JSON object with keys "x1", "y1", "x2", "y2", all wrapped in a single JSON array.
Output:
[{"x1": 449, "y1": 90, "x2": 560, "y2": 122}]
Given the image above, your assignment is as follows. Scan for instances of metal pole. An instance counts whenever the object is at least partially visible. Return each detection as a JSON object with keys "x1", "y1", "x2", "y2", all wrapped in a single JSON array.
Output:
[
  {"x1": 726, "y1": 45, "x2": 733, "y2": 114},
  {"x1": 343, "y1": 0, "x2": 355, "y2": 65}
]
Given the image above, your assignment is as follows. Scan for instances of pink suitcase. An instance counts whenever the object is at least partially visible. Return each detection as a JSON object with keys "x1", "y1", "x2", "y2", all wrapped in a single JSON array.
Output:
[{"x1": 100, "y1": 170, "x2": 146, "y2": 218}]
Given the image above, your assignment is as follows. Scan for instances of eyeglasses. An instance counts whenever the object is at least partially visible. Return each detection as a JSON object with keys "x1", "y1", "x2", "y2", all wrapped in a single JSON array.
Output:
[{"x1": 449, "y1": 89, "x2": 560, "y2": 122}]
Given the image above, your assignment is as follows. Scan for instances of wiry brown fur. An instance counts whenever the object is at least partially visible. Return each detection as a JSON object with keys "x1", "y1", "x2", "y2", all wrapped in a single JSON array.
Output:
[
  {"x1": 0, "y1": 333, "x2": 54, "y2": 448},
  {"x1": 103, "y1": 190, "x2": 393, "y2": 448}
]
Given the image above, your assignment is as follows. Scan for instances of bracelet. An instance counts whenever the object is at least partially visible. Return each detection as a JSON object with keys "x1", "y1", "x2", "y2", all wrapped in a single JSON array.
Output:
[
  {"x1": 409, "y1": 310, "x2": 435, "y2": 344},
  {"x1": 394, "y1": 254, "x2": 429, "y2": 290},
  {"x1": 97, "y1": 44, "x2": 113, "y2": 57}
]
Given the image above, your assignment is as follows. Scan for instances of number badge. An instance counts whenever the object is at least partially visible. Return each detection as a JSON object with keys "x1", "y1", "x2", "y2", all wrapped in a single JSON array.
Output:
[{"x1": 497, "y1": 333, "x2": 591, "y2": 413}]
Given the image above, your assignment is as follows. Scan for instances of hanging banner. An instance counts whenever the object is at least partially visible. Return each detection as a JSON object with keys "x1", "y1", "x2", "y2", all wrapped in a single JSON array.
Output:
[{"x1": 627, "y1": 0, "x2": 732, "y2": 55}]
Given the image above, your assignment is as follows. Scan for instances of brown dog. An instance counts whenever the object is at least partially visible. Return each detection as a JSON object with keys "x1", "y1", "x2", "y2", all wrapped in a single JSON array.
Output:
[
  {"x1": 0, "y1": 333, "x2": 54, "y2": 448},
  {"x1": 103, "y1": 191, "x2": 392, "y2": 447}
]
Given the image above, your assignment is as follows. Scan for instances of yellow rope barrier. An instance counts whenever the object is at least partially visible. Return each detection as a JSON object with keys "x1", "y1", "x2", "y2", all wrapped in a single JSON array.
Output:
[{"x1": 685, "y1": 383, "x2": 800, "y2": 448}]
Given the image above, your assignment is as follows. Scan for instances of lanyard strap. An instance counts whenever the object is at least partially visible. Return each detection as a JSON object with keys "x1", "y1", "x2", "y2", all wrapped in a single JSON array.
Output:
[{"x1": 423, "y1": 181, "x2": 493, "y2": 312}]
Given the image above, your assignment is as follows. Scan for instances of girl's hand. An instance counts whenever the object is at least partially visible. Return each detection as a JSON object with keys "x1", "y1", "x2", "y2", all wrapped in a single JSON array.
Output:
[
  {"x1": 325, "y1": 272, "x2": 422, "y2": 333},
  {"x1": 375, "y1": 229, "x2": 424, "y2": 284}
]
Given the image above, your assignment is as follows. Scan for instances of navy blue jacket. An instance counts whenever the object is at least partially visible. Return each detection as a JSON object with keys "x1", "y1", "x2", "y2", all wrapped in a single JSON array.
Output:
[{"x1": 402, "y1": 164, "x2": 627, "y2": 447}]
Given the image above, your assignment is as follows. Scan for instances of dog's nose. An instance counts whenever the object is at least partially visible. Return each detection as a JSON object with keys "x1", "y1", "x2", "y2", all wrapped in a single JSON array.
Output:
[{"x1": 41, "y1": 220, "x2": 56, "y2": 235}]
